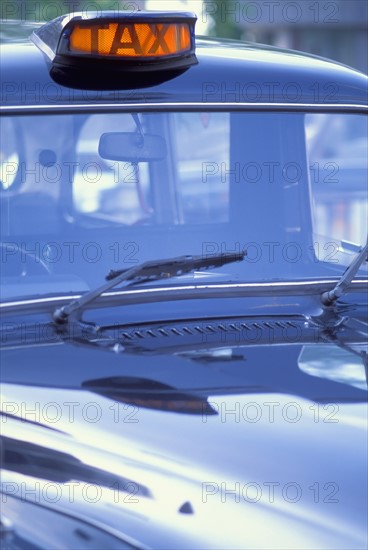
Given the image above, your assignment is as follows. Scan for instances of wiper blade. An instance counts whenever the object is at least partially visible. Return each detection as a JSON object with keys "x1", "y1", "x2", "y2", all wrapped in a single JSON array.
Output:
[
  {"x1": 321, "y1": 240, "x2": 368, "y2": 306},
  {"x1": 105, "y1": 252, "x2": 246, "y2": 281},
  {"x1": 53, "y1": 251, "x2": 246, "y2": 324}
]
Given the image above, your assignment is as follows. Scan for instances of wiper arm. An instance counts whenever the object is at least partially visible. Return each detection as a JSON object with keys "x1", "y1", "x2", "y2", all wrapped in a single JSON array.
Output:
[
  {"x1": 53, "y1": 251, "x2": 246, "y2": 324},
  {"x1": 321, "y1": 240, "x2": 368, "y2": 306}
]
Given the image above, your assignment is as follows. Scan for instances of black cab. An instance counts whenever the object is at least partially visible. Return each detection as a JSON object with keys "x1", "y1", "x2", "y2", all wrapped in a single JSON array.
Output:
[{"x1": 1, "y1": 10, "x2": 367, "y2": 550}]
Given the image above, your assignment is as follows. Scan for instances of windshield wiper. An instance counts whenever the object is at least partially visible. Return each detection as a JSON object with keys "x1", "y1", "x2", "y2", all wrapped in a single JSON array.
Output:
[
  {"x1": 53, "y1": 251, "x2": 246, "y2": 324},
  {"x1": 321, "y1": 240, "x2": 368, "y2": 306}
]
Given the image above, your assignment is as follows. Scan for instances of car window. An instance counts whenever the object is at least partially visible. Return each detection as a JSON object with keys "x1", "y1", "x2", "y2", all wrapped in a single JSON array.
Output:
[
  {"x1": 1, "y1": 111, "x2": 367, "y2": 300},
  {"x1": 71, "y1": 112, "x2": 230, "y2": 226},
  {"x1": 305, "y1": 113, "x2": 368, "y2": 246},
  {"x1": 173, "y1": 112, "x2": 230, "y2": 223}
]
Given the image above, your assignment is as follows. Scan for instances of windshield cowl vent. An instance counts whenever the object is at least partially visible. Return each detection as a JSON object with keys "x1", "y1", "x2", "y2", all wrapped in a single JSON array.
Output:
[{"x1": 119, "y1": 318, "x2": 301, "y2": 342}]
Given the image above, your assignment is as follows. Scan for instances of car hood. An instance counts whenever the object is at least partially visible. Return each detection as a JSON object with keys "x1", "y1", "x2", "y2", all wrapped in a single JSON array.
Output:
[{"x1": 1, "y1": 328, "x2": 367, "y2": 549}]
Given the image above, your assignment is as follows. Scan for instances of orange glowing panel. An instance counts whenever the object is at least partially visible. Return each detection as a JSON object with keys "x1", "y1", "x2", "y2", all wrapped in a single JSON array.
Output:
[{"x1": 69, "y1": 22, "x2": 191, "y2": 58}]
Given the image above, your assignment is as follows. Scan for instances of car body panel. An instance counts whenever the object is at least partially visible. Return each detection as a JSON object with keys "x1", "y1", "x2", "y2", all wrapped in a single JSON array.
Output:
[{"x1": 1, "y1": 38, "x2": 367, "y2": 108}]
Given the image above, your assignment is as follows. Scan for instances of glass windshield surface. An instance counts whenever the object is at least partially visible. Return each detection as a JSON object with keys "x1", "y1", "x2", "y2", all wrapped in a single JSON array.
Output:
[{"x1": 1, "y1": 111, "x2": 367, "y2": 299}]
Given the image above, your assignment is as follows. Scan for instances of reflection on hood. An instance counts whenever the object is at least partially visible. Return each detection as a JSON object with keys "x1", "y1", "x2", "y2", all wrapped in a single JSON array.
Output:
[{"x1": 82, "y1": 376, "x2": 218, "y2": 415}]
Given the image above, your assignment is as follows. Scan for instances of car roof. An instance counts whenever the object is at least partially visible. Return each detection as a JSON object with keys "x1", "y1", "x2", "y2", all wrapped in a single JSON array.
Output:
[{"x1": 1, "y1": 26, "x2": 367, "y2": 109}]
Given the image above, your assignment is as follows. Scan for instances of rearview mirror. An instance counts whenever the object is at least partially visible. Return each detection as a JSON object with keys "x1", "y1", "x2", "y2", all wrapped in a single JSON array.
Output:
[{"x1": 98, "y1": 132, "x2": 167, "y2": 162}]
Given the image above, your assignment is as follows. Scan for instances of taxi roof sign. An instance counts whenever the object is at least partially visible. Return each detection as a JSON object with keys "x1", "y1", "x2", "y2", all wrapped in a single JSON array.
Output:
[
  {"x1": 69, "y1": 21, "x2": 191, "y2": 58},
  {"x1": 32, "y1": 11, "x2": 197, "y2": 67}
]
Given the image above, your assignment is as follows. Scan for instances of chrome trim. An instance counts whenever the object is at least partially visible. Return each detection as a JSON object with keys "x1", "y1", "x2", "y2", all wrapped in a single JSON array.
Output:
[
  {"x1": 1, "y1": 102, "x2": 367, "y2": 113},
  {"x1": 1, "y1": 279, "x2": 367, "y2": 310},
  {"x1": 1, "y1": 294, "x2": 82, "y2": 308}
]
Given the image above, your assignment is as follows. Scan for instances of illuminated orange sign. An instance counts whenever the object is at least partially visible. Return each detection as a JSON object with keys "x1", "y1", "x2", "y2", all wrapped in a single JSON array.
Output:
[{"x1": 69, "y1": 22, "x2": 191, "y2": 57}]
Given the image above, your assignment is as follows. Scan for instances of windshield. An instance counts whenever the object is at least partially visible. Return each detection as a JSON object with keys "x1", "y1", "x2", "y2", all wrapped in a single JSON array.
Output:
[{"x1": 1, "y1": 111, "x2": 367, "y2": 300}]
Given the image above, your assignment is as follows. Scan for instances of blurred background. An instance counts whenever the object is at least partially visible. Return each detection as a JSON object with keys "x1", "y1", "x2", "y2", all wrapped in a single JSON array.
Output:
[{"x1": 1, "y1": 0, "x2": 367, "y2": 73}]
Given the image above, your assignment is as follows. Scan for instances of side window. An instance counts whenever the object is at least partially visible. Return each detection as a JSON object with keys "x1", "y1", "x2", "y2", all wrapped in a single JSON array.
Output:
[
  {"x1": 305, "y1": 113, "x2": 367, "y2": 245},
  {"x1": 73, "y1": 114, "x2": 151, "y2": 224},
  {"x1": 172, "y1": 113, "x2": 230, "y2": 223},
  {"x1": 73, "y1": 112, "x2": 231, "y2": 226},
  {"x1": 1, "y1": 115, "x2": 71, "y2": 237},
  {"x1": 0, "y1": 117, "x2": 20, "y2": 190}
]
